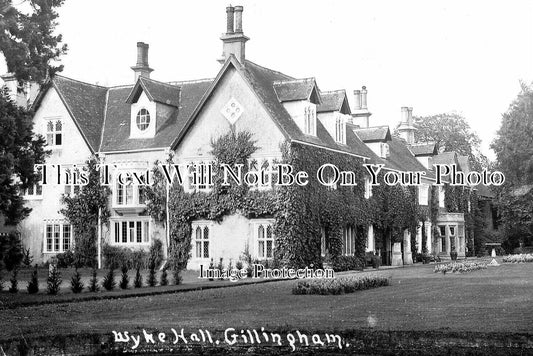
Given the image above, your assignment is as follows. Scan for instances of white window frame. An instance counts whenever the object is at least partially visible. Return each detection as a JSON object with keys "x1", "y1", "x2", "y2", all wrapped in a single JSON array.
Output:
[
  {"x1": 303, "y1": 105, "x2": 316, "y2": 136},
  {"x1": 111, "y1": 218, "x2": 150, "y2": 245},
  {"x1": 364, "y1": 177, "x2": 372, "y2": 199},
  {"x1": 45, "y1": 118, "x2": 63, "y2": 147},
  {"x1": 252, "y1": 219, "x2": 275, "y2": 259},
  {"x1": 438, "y1": 186, "x2": 445, "y2": 208},
  {"x1": 247, "y1": 157, "x2": 278, "y2": 191},
  {"x1": 113, "y1": 172, "x2": 147, "y2": 207},
  {"x1": 43, "y1": 221, "x2": 73, "y2": 253},
  {"x1": 418, "y1": 184, "x2": 429, "y2": 206},
  {"x1": 342, "y1": 225, "x2": 355, "y2": 256},
  {"x1": 191, "y1": 220, "x2": 211, "y2": 259},
  {"x1": 135, "y1": 108, "x2": 151, "y2": 131},
  {"x1": 334, "y1": 113, "x2": 346, "y2": 144},
  {"x1": 187, "y1": 161, "x2": 214, "y2": 193},
  {"x1": 23, "y1": 166, "x2": 44, "y2": 200}
]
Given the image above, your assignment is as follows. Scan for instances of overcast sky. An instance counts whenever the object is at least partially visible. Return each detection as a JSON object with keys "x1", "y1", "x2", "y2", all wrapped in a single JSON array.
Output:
[{"x1": 3, "y1": 0, "x2": 533, "y2": 159}]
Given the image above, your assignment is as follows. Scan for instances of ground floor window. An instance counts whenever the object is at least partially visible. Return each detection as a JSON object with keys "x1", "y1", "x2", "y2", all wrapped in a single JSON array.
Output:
[
  {"x1": 342, "y1": 225, "x2": 355, "y2": 256},
  {"x1": 44, "y1": 222, "x2": 73, "y2": 253},
  {"x1": 112, "y1": 219, "x2": 149, "y2": 244},
  {"x1": 253, "y1": 220, "x2": 274, "y2": 259},
  {"x1": 192, "y1": 222, "x2": 210, "y2": 258}
]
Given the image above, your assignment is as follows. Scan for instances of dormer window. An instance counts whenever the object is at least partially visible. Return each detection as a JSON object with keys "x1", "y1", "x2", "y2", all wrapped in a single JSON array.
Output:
[
  {"x1": 335, "y1": 114, "x2": 346, "y2": 144},
  {"x1": 304, "y1": 105, "x2": 316, "y2": 135},
  {"x1": 380, "y1": 143, "x2": 390, "y2": 158},
  {"x1": 136, "y1": 109, "x2": 151, "y2": 131}
]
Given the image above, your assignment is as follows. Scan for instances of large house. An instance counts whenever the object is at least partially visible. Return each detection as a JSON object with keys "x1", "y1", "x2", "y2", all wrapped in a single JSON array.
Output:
[{"x1": 3, "y1": 5, "x2": 486, "y2": 268}]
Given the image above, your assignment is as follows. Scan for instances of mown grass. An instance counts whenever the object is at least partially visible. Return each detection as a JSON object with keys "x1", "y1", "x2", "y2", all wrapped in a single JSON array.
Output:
[{"x1": 0, "y1": 262, "x2": 531, "y2": 342}]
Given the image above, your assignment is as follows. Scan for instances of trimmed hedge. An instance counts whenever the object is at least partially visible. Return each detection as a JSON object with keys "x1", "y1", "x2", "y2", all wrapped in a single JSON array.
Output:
[{"x1": 292, "y1": 274, "x2": 390, "y2": 295}]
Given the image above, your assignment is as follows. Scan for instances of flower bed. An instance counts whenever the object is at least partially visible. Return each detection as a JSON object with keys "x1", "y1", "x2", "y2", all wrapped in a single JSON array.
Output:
[
  {"x1": 292, "y1": 274, "x2": 390, "y2": 295},
  {"x1": 503, "y1": 254, "x2": 533, "y2": 263},
  {"x1": 434, "y1": 261, "x2": 487, "y2": 274}
]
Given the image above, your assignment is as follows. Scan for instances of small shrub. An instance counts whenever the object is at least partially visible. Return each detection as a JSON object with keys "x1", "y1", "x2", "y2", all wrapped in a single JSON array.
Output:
[
  {"x1": 236, "y1": 261, "x2": 243, "y2": 270},
  {"x1": 88, "y1": 268, "x2": 100, "y2": 292},
  {"x1": 331, "y1": 255, "x2": 364, "y2": 272},
  {"x1": 503, "y1": 253, "x2": 533, "y2": 263},
  {"x1": 217, "y1": 258, "x2": 224, "y2": 280},
  {"x1": 434, "y1": 261, "x2": 488, "y2": 274},
  {"x1": 292, "y1": 274, "x2": 390, "y2": 295},
  {"x1": 133, "y1": 267, "x2": 143, "y2": 288},
  {"x1": 120, "y1": 266, "x2": 129, "y2": 289},
  {"x1": 103, "y1": 245, "x2": 132, "y2": 270},
  {"x1": 0, "y1": 231, "x2": 24, "y2": 271},
  {"x1": 56, "y1": 250, "x2": 75, "y2": 268},
  {"x1": 70, "y1": 268, "x2": 84, "y2": 293},
  {"x1": 172, "y1": 268, "x2": 182, "y2": 285},
  {"x1": 208, "y1": 259, "x2": 215, "y2": 281},
  {"x1": 131, "y1": 250, "x2": 148, "y2": 270},
  {"x1": 22, "y1": 248, "x2": 33, "y2": 267},
  {"x1": 47, "y1": 266, "x2": 62, "y2": 295},
  {"x1": 102, "y1": 269, "x2": 116, "y2": 291},
  {"x1": 27, "y1": 266, "x2": 39, "y2": 294},
  {"x1": 147, "y1": 264, "x2": 156, "y2": 287},
  {"x1": 160, "y1": 267, "x2": 168, "y2": 286},
  {"x1": 148, "y1": 240, "x2": 164, "y2": 269},
  {"x1": 9, "y1": 269, "x2": 18, "y2": 293}
]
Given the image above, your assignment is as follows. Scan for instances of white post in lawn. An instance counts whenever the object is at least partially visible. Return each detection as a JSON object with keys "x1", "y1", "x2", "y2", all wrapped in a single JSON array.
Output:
[{"x1": 97, "y1": 207, "x2": 102, "y2": 269}]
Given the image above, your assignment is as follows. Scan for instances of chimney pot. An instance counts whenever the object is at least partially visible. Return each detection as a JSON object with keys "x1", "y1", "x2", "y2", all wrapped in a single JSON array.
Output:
[
  {"x1": 226, "y1": 6, "x2": 235, "y2": 34},
  {"x1": 234, "y1": 5, "x2": 243, "y2": 33},
  {"x1": 353, "y1": 90, "x2": 361, "y2": 110},
  {"x1": 132, "y1": 42, "x2": 153, "y2": 81},
  {"x1": 361, "y1": 86, "x2": 368, "y2": 109}
]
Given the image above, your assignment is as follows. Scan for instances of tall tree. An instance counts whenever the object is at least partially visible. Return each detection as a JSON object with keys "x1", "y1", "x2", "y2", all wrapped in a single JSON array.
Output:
[
  {"x1": 0, "y1": 87, "x2": 47, "y2": 224},
  {"x1": 408, "y1": 113, "x2": 488, "y2": 170},
  {"x1": 491, "y1": 82, "x2": 533, "y2": 248},
  {"x1": 0, "y1": 0, "x2": 68, "y2": 84}
]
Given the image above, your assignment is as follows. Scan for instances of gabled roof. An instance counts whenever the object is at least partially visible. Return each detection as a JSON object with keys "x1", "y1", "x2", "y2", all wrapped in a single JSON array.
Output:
[
  {"x1": 171, "y1": 57, "x2": 371, "y2": 160},
  {"x1": 409, "y1": 142, "x2": 437, "y2": 156},
  {"x1": 317, "y1": 90, "x2": 350, "y2": 114},
  {"x1": 273, "y1": 78, "x2": 322, "y2": 104},
  {"x1": 100, "y1": 79, "x2": 212, "y2": 152},
  {"x1": 125, "y1": 76, "x2": 181, "y2": 107},
  {"x1": 49, "y1": 75, "x2": 108, "y2": 153},
  {"x1": 354, "y1": 125, "x2": 391, "y2": 142}
]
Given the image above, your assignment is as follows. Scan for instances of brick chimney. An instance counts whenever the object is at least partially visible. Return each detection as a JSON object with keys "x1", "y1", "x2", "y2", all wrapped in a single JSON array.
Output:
[
  {"x1": 219, "y1": 5, "x2": 249, "y2": 64},
  {"x1": 351, "y1": 86, "x2": 371, "y2": 128},
  {"x1": 131, "y1": 42, "x2": 153, "y2": 82},
  {"x1": 397, "y1": 106, "x2": 416, "y2": 144}
]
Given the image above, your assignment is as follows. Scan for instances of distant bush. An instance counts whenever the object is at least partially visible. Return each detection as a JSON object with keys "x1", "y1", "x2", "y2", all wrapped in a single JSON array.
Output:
[
  {"x1": 434, "y1": 261, "x2": 487, "y2": 274},
  {"x1": 70, "y1": 268, "x2": 84, "y2": 293},
  {"x1": 8, "y1": 269, "x2": 18, "y2": 293},
  {"x1": 27, "y1": 266, "x2": 39, "y2": 294},
  {"x1": 147, "y1": 264, "x2": 157, "y2": 287},
  {"x1": 0, "y1": 231, "x2": 24, "y2": 271},
  {"x1": 330, "y1": 255, "x2": 364, "y2": 272},
  {"x1": 47, "y1": 266, "x2": 62, "y2": 295},
  {"x1": 88, "y1": 268, "x2": 99, "y2": 292},
  {"x1": 103, "y1": 245, "x2": 149, "y2": 270},
  {"x1": 22, "y1": 248, "x2": 33, "y2": 267},
  {"x1": 148, "y1": 239, "x2": 164, "y2": 270},
  {"x1": 293, "y1": 274, "x2": 390, "y2": 295},
  {"x1": 120, "y1": 266, "x2": 129, "y2": 289},
  {"x1": 102, "y1": 269, "x2": 116, "y2": 291},
  {"x1": 56, "y1": 250, "x2": 75, "y2": 268},
  {"x1": 133, "y1": 267, "x2": 142, "y2": 288},
  {"x1": 503, "y1": 254, "x2": 533, "y2": 263},
  {"x1": 160, "y1": 267, "x2": 168, "y2": 286}
]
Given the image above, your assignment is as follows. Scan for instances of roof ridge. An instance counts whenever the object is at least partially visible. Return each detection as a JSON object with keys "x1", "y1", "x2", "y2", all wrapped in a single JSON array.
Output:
[
  {"x1": 108, "y1": 84, "x2": 135, "y2": 90},
  {"x1": 244, "y1": 59, "x2": 295, "y2": 80},
  {"x1": 167, "y1": 78, "x2": 214, "y2": 85},
  {"x1": 321, "y1": 89, "x2": 346, "y2": 94},
  {"x1": 273, "y1": 77, "x2": 316, "y2": 85},
  {"x1": 139, "y1": 76, "x2": 181, "y2": 88},
  {"x1": 53, "y1": 74, "x2": 108, "y2": 89}
]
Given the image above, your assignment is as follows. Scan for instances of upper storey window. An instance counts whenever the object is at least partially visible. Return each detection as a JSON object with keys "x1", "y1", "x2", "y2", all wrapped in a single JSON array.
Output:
[
  {"x1": 335, "y1": 114, "x2": 346, "y2": 144},
  {"x1": 46, "y1": 119, "x2": 62, "y2": 147},
  {"x1": 304, "y1": 105, "x2": 316, "y2": 135},
  {"x1": 136, "y1": 109, "x2": 151, "y2": 131}
]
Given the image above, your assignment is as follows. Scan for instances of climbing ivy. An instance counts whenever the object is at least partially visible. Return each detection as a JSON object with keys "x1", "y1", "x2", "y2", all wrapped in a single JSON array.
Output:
[{"x1": 147, "y1": 130, "x2": 423, "y2": 270}]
